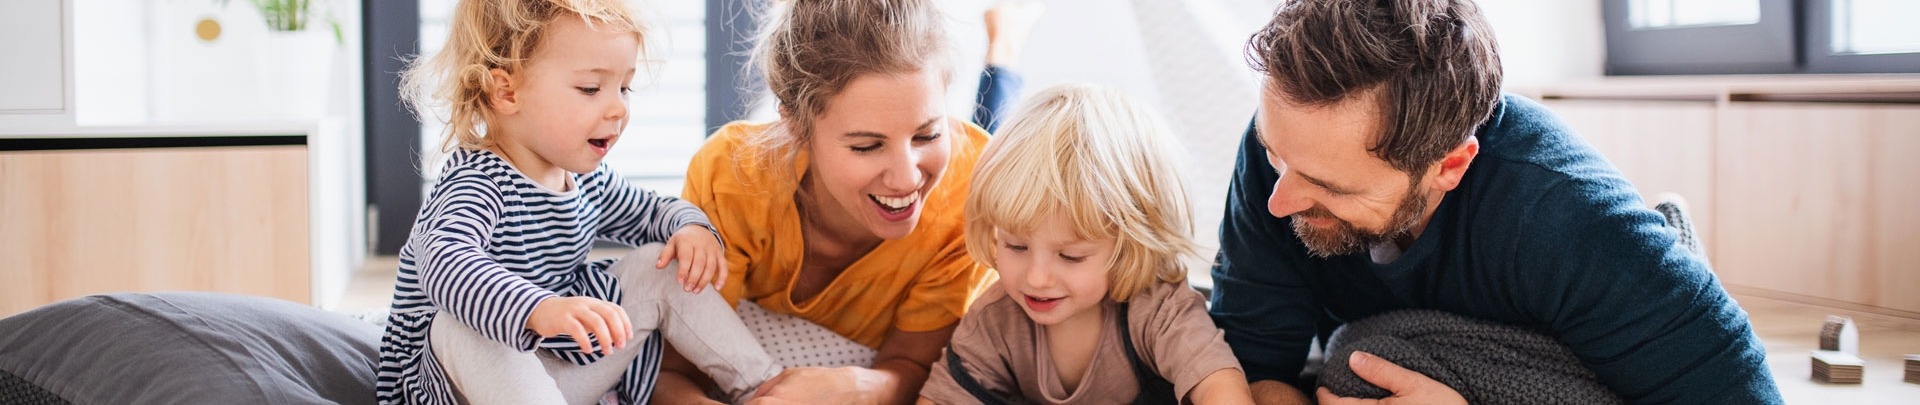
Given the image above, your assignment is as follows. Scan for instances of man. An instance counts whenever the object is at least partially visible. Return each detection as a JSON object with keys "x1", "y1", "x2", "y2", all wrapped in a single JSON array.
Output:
[{"x1": 1207, "y1": 0, "x2": 1783, "y2": 404}]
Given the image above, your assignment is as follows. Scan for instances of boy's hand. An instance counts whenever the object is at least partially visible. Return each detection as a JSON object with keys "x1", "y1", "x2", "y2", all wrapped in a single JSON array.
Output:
[
  {"x1": 526, "y1": 296, "x2": 631, "y2": 356},
  {"x1": 658, "y1": 224, "x2": 727, "y2": 293}
]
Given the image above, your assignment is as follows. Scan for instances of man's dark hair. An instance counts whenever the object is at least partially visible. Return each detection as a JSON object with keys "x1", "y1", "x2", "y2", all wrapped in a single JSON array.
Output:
[{"x1": 1248, "y1": 0, "x2": 1503, "y2": 176}]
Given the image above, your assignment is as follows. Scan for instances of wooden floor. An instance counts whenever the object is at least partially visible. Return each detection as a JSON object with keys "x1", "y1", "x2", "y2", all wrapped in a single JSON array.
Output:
[
  {"x1": 1737, "y1": 294, "x2": 1920, "y2": 403},
  {"x1": 336, "y1": 256, "x2": 1920, "y2": 403}
]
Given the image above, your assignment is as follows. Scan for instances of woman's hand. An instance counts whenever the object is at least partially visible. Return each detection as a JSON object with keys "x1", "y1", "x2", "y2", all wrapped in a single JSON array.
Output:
[
  {"x1": 748, "y1": 366, "x2": 896, "y2": 405},
  {"x1": 749, "y1": 326, "x2": 953, "y2": 404},
  {"x1": 525, "y1": 296, "x2": 630, "y2": 355},
  {"x1": 659, "y1": 224, "x2": 727, "y2": 293}
]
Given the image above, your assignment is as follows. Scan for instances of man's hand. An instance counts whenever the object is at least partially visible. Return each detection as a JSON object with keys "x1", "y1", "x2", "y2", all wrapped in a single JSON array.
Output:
[
  {"x1": 1316, "y1": 352, "x2": 1467, "y2": 405},
  {"x1": 525, "y1": 296, "x2": 631, "y2": 356},
  {"x1": 658, "y1": 224, "x2": 726, "y2": 293}
]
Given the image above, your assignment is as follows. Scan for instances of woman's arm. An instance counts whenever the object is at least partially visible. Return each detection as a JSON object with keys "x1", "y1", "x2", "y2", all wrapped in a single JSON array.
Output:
[
  {"x1": 650, "y1": 342, "x2": 723, "y2": 405},
  {"x1": 755, "y1": 325, "x2": 958, "y2": 405},
  {"x1": 870, "y1": 325, "x2": 956, "y2": 403}
]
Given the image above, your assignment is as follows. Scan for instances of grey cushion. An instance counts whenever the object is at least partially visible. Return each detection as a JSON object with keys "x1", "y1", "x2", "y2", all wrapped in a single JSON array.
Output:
[
  {"x1": 0, "y1": 292, "x2": 379, "y2": 404},
  {"x1": 1, "y1": 368, "x2": 67, "y2": 405},
  {"x1": 1319, "y1": 309, "x2": 1622, "y2": 405}
]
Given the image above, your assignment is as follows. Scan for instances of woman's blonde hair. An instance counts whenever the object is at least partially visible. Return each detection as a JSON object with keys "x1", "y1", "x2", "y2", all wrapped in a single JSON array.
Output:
[
  {"x1": 402, "y1": 0, "x2": 650, "y2": 152},
  {"x1": 737, "y1": 0, "x2": 954, "y2": 181},
  {"x1": 965, "y1": 84, "x2": 1200, "y2": 302}
]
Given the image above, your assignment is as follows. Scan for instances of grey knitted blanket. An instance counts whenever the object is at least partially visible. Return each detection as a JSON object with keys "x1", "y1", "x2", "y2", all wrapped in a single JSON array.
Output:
[
  {"x1": 0, "y1": 369, "x2": 68, "y2": 405},
  {"x1": 1318, "y1": 309, "x2": 1623, "y2": 405}
]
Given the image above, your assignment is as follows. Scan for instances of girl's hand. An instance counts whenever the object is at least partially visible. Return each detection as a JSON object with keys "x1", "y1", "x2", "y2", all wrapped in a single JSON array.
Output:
[
  {"x1": 525, "y1": 296, "x2": 631, "y2": 356},
  {"x1": 658, "y1": 224, "x2": 727, "y2": 293}
]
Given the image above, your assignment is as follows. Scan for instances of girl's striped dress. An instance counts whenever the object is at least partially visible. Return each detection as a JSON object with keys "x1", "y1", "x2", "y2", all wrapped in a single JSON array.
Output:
[{"x1": 375, "y1": 149, "x2": 714, "y2": 405}]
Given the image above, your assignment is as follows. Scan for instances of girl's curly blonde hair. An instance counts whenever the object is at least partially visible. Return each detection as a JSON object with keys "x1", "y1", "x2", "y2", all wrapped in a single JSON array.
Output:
[{"x1": 402, "y1": 0, "x2": 650, "y2": 153}]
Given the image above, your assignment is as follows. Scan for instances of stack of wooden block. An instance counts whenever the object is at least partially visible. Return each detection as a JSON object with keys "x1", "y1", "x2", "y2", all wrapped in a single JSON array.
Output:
[
  {"x1": 1811, "y1": 315, "x2": 1864, "y2": 385},
  {"x1": 1904, "y1": 354, "x2": 1918, "y2": 384}
]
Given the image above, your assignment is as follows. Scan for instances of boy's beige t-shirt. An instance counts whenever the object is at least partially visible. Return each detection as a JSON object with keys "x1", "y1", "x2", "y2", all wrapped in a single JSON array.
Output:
[{"x1": 922, "y1": 280, "x2": 1244, "y2": 404}]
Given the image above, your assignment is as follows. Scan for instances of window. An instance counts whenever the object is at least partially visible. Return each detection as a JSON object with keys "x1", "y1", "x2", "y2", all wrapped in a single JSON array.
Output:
[
  {"x1": 1806, "y1": 0, "x2": 1920, "y2": 73},
  {"x1": 1830, "y1": 0, "x2": 1920, "y2": 55},
  {"x1": 1605, "y1": 0, "x2": 1920, "y2": 75},
  {"x1": 1629, "y1": 0, "x2": 1761, "y2": 29}
]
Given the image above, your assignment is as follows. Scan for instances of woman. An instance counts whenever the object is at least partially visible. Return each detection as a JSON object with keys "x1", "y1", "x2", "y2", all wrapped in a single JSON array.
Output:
[{"x1": 655, "y1": 1, "x2": 1036, "y2": 403}]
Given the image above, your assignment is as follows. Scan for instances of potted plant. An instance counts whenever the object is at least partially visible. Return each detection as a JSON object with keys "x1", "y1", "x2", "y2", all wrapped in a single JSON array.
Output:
[
  {"x1": 228, "y1": 0, "x2": 342, "y2": 120},
  {"x1": 236, "y1": 0, "x2": 343, "y2": 45}
]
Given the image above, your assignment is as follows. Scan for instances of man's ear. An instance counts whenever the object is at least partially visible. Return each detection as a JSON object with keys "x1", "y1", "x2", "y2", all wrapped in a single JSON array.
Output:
[
  {"x1": 487, "y1": 68, "x2": 519, "y2": 115},
  {"x1": 1426, "y1": 135, "x2": 1479, "y2": 192}
]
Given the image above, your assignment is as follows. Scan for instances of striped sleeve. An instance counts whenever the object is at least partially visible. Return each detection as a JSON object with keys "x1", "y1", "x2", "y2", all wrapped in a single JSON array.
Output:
[
  {"x1": 591, "y1": 168, "x2": 718, "y2": 248},
  {"x1": 414, "y1": 168, "x2": 557, "y2": 351}
]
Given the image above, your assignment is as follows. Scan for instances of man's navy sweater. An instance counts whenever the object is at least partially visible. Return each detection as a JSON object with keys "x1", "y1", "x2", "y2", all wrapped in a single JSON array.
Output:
[{"x1": 1208, "y1": 94, "x2": 1782, "y2": 404}]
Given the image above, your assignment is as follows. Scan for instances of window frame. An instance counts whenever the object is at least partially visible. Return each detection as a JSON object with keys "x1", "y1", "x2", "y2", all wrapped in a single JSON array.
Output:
[
  {"x1": 1602, "y1": 0, "x2": 1800, "y2": 75},
  {"x1": 1803, "y1": 0, "x2": 1920, "y2": 74}
]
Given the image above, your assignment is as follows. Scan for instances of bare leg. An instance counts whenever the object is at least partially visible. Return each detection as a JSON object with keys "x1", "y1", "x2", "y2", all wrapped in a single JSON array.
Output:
[{"x1": 985, "y1": 0, "x2": 1046, "y2": 69}]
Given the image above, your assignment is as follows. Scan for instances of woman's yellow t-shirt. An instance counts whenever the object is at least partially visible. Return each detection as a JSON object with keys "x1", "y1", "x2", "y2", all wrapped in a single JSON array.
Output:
[{"x1": 682, "y1": 119, "x2": 996, "y2": 348}]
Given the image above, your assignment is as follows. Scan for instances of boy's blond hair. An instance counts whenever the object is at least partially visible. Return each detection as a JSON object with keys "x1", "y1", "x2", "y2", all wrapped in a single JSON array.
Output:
[
  {"x1": 402, "y1": 0, "x2": 650, "y2": 153},
  {"x1": 965, "y1": 84, "x2": 1199, "y2": 302}
]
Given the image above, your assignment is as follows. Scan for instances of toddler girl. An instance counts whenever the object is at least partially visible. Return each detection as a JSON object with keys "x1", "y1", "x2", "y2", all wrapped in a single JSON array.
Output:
[{"x1": 376, "y1": 0, "x2": 778, "y2": 403}]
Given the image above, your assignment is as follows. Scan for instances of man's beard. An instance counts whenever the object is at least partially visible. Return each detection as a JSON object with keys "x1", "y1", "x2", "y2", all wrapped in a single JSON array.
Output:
[{"x1": 1291, "y1": 184, "x2": 1431, "y2": 258}]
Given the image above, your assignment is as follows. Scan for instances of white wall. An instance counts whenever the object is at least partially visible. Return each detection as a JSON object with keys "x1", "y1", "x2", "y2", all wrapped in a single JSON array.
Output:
[
  {"x1": 1479, "y1": 0, "x2": 1607, "y2": 87},
  {"x1": 932, "y1": 0, "x2": 1605, "y2": 283},
  {"x1": 935, "y1": 0, "x2": 1272, "y2": 283},
  {"x1": 73, "y1": 1, "x2": 149, "y2": 125}
]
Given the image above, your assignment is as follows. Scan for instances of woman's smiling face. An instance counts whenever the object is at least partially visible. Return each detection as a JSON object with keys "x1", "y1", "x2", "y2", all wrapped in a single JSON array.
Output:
[{"x1": 801, "y1": 68, "x2": 952, "y2": 241}]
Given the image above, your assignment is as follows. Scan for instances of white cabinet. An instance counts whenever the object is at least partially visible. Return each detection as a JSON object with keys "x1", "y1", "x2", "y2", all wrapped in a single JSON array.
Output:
[{"x1": 0, "y1": 1, "x2": 73, "y2": 121}]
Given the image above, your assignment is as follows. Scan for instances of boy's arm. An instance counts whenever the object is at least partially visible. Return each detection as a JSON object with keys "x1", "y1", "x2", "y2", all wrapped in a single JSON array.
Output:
[
  {"x1": 1250, "y1": 380, "x2": 1311, "y2": 405},
  {"x1": 915, "y1": 310, "x2": 1014, "y2": 404},
  {"x1": 1134, "y1": 282, "x2": 1258, "y2": 404},
  {"x1": 1189, "y1": 369, "x2": 1255, "y2": 405},
  {"x1": 415, "y1": 170, "x2": 558, "y2": 351}
]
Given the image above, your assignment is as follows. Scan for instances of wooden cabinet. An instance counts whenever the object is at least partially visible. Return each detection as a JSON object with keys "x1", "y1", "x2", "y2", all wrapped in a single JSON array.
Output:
[
  {"x1": 1544, "y1": 100, "x2": 1719, "y2": 263},
  {"x1": 0, "y1": 145, "x2": 310, "y2": 316},
  {"x1": 1716, "y1": 103, "x2": 1920, "y2": 314},
  {"x1": 1532, "y1": 76, "x2": 1920, "y2": 318}
]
